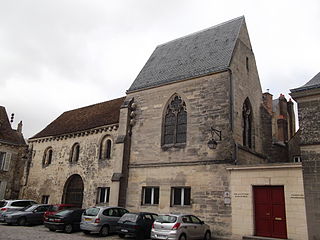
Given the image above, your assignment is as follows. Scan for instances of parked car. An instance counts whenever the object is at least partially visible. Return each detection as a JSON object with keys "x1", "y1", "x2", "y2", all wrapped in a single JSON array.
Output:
[
  {"x1": 0, "y1": 200, "x2": 37, "y2": 222},
  {"x1": 4, "y1": 204, "x2": 52, "y2": 226},
  {"x1": 44, "y1": 204, "x2": 75, "y2": 218},
  {"x1": 151, "y1": 214, "x2": 211, "y2": 240},
  {"x1": 117, "y1": 212, "x2": 158, "y2": 239},
  {"x1": 80, "y1": 206, "x2": 129, "y2": 236},
  {"x1": 44, "y1": 208, "x2": 84, "y2": 233}
]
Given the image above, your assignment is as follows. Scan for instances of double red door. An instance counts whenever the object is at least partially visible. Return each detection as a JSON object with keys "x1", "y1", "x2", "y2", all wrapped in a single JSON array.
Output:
[{"x1": 253, "y1": 186, "x2": 287, "y2": 239}]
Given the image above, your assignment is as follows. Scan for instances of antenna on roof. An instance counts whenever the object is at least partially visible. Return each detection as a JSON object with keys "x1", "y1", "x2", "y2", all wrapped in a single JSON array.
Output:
[{"x1": 10, "y1": 113, "x2": 14, "y2": 123}]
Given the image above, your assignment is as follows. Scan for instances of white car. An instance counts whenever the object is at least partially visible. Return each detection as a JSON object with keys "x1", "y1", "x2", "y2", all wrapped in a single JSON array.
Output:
[
  {"x1": 151, "y1": 214, "x2": 211, "y2": 240},
  {"x1": 0, "y1": 200, "x2": 37, "y2": 222}
]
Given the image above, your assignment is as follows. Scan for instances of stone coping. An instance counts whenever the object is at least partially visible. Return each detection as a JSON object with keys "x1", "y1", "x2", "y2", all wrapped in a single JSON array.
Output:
[{"x1": 226, "y1": 162, "x2": 301, "y2": 171}]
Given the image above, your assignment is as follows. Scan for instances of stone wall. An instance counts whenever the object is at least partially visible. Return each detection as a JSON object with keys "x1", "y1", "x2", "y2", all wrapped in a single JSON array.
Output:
[
  {"x1": 21, "y1": 125, "x2": 122, "y2": 207},
  {"x1": 0, "y1": 143, "x2": 27, "y2": 199}
]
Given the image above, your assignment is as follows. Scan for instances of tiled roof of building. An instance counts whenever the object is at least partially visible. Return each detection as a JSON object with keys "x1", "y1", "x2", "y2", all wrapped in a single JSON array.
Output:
[
  {"x1": 291, "y1": 72, "x2": 320, "y2": 92},
  {"x1": 128, "y1": 16, "x2": 244, "y2": 92},
  {"x1": 0, "y1": 106, "x2": 26, "y2": 145},
  {"x1": 30, "y1": 97, "x2": 125, "y2": 139}
]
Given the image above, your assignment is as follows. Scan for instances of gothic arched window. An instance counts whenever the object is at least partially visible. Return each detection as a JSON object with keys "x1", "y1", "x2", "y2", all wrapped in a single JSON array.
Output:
[
  {"x1": 99, "y1": 136, "x2": 112, "y2": 160},
  {"x1": 162, "y1": 95, "x2": 187, "y2": 147},
  {"x1": 242, "y1": 98, "x2": 253, "y2": 148},
  {"x1": 42, "y1": 147, "x2": 53, "y2": 167},
  {"x1": 70, "y1": 143, "x2": 80, "y2": 163}
]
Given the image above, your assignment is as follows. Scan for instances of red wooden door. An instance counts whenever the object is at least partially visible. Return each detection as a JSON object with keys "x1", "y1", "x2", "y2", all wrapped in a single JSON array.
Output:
[{"x1": 254, "y1": 186, "x2": 287, "y2": 239}]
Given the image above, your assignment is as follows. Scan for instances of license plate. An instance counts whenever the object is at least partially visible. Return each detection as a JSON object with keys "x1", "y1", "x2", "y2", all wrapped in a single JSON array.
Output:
[
  {"x1": 49, "y1": 218, "x2": 54, "y2": 221},
  {"x1": 121, "y1": 229, "x2": 128, "y2": 233},
  {"x1": 156, "y1": 235, "x2": 166, "y2": 239},
  {"x1": 84, "y1": 218, "x2": 91, "y2": 221}
]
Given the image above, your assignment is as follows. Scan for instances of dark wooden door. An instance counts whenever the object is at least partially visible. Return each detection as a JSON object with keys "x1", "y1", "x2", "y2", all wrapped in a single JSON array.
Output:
[
  {"x1": 63, "y1": 174, "x2": 84, "y2": 208},
  {"x1": 254, "y1": 186, "x2": 287, "y2": 239}
]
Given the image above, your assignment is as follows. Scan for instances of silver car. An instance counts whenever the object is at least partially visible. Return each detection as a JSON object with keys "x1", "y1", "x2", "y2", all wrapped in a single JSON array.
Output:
[
  {"x1": 151, "y1": 214, "x2": 211, "y2": 240},
  {"x1": 80, "y1": 206, "x2": 128, "y2": 236},
  {"x1": 0, "y1": 200, "x2": 37, "y2": 222}
]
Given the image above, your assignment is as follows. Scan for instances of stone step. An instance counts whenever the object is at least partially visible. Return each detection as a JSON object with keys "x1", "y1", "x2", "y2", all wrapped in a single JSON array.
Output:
[{"x1": 243, "y1": 236, "x2": 290, "y2": 240}]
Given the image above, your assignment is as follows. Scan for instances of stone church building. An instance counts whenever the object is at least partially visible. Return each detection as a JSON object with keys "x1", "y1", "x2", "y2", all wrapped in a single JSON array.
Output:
[{"x1": 21, "y1": 17, "x2": 308, "y2": 240}]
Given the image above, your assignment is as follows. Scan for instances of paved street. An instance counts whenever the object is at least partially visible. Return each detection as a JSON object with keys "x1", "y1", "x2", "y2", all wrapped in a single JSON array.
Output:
[{"x1": 0, "y1": 223, "x2": 123, "y2": 240}]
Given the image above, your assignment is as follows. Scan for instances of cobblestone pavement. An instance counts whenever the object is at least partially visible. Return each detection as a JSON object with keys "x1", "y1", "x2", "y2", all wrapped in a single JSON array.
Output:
[{"x1": 0, "y1": 223, "x2": 123, "y2": 240}]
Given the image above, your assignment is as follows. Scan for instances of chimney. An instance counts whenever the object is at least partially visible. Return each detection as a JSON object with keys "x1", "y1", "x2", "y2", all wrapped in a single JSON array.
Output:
[
  {"x1": 262, "y1": 92, "x2": 273, "y2": 115},
  {"x1": 17, "y1": 121, "x2": 23, "y2": 133}
]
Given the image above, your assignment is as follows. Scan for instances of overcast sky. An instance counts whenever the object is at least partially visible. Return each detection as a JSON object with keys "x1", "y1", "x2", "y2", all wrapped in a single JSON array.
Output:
[{"x1": 0, "y1": 0, "x2": 319, "y2": 138}]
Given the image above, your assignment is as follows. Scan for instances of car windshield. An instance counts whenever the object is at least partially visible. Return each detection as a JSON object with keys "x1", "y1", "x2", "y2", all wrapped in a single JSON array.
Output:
[
  {"x1": 156, "y1": 215, "x2": 177, "y2": 223},
  {"x1": 84, "y1": 208, "x2": 100, "y2": 216},
  {"x1": 119, "y1": 213, "x2": 138, "y2": 223},
  {"x1": 48, "y1": 206, "x2": 59, "y2": 212},
  {"x1": 55, "y1": 210, "x2": 73, "y2": 217},
  {"x1": 0, "y1": 201, "x2": 7, "y2": 208},
  {"x1": 19, "y1": 205, "x2": 32, "y2": 211},
  {"x1": 24, "y1": 205, "x2": 37, "y2": 212}
]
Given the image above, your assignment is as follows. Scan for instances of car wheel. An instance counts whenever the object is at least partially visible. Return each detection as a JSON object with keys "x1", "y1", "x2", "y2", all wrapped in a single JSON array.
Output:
[
  {"x1": 99, "y1": 225, "x2": 109, "y2": 237},
  {"x1": 18, "y1": 217, "x2": 27, "y2": 226},
  {"x1": 118, "y1": 233, "x2": 125, "y2": 238},
  {"x1": 83, "y1": 230, "x2": 91, "y2": 235},
  {"x1": 64, "y1": 224, "x2": 73, "y2": 234},
  {"x1": 204, "y1": 231, "x2": 211, "y2": 240},
  {"x1": 179, "y1": 234, "x2": 187, "y2": 240}
]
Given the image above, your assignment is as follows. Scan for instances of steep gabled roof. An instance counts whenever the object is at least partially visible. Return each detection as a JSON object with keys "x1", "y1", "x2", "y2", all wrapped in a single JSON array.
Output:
[
  {"x1": 30, "y1": 97, "x2": 125, "y2": 139},
  {"x1": 0, "y1": 106, "x2": 26, "y2": 145},
  {"x1": 291, "y1": 72, "x2": 320, "y2": 92},
  {"x1": 128, "y1": 16, "x2": 244, "y2": 92}
]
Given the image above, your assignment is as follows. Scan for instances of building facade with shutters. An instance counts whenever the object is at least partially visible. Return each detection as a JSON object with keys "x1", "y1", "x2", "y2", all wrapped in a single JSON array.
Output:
[
  {"x1": 21, "y1": 17, "x2": 309, "y2": 239},
  {"x1": 0, "y1": 106, "x2": 27, "y2": 199}
]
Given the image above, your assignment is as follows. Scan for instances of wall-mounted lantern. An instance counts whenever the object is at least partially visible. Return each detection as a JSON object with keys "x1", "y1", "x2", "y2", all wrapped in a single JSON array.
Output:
[{"x1": 207, "y1": 127, "x2": 222, "y2": 149}]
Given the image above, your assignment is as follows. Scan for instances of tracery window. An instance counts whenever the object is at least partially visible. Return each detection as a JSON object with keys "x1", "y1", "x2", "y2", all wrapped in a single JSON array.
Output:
[
  {"x1": 162, "y1": 95, "x2": 187, "y2": 147},
  {"x1": 70, "y1": 143, "x2": 80, "y2": 163},
  {"x1": 99, "y1": 136, "x2": 112, "y2": 160},
  {"x1": 242, "y1": 98, "x2": 253, "y2": 148},
  {"x1": 42, "y1": 147, "x2": 53, "y2": 167}
]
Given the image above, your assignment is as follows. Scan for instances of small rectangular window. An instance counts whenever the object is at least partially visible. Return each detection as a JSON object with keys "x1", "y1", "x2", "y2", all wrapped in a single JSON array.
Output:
[
  {"x1": 142, "y1": 187, "x2": 159, "y2": 205},
  {"x1": 171, "y1": 187, "x2": 191, "y2": 206},
  {"x1": 97, "y1": 187, "x2": 110, "y2": 204},
  {"x1": 41, "y1": 195, "x2": 49, "y2": 204},
  {"x1": 293, "y1": 156, "x2": 301, "y2": 163}
]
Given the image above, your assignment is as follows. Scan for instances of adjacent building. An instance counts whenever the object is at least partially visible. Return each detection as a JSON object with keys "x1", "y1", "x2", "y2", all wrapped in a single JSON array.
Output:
[
  {"x1": 0, "y1": 106, "x2": 27, "y2": 199},
  {"x1": 291, "y1": 72, "x2": 320, "y2": 240},
  {"x1": 21, "y1": 17, "x2": 309, "y2": 239}
]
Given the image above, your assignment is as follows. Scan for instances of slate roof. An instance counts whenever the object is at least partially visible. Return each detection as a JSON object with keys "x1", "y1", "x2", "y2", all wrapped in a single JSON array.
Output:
[
  {"x1": 128, "y1": 16, "x2": 244, "y2": 92},
  {"x1": 291, "y1": 72, "x2": 320, "y2": 92},
  {"x1": 30, "y1": 97, "x2": 125, "y2": 139},
  {"x1": 0, "y1": 106, "x2": 26, "y2": 145}
]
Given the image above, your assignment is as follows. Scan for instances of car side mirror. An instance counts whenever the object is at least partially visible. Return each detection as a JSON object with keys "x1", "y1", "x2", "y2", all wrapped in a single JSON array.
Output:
[{"x1": 200, "y1": 221, "x2": 204, "y2": 225}]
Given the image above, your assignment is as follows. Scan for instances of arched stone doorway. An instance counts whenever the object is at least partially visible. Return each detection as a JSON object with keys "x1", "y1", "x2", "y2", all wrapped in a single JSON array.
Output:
[{"x1": 62, "y1": 174, "x2": 84, "y2": 208}]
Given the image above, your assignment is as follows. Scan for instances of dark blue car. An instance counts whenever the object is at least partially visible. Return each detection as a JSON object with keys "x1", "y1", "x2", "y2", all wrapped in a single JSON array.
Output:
[
  {"x1": 5, "y1": 204, "x2": 52, "y2": 226},
  {"x1": 117, "y1": 212, "x2": 158, "y2": 239}
]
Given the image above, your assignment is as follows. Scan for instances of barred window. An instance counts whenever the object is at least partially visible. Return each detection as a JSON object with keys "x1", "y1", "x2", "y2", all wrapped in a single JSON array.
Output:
[
  {"x1": 163, "y1": 95, "x2": 187, "y2": 147},
  {"x1": 142, "y1": 187, "x2": 159, "y2": 205},
  {"x1": 97, "y1": 187, "x2": 110, "y2": 204},
  {"x1": 171, "y1": 187, "x2": 191, "y2": 206}
]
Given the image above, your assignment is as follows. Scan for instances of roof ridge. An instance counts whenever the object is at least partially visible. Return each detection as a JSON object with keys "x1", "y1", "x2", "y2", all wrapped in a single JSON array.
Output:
[
  {"x1": 157, "y1": 16, "x2": 244, "y2": 48},
  {"x1": 63, "y1": 96, "x2": 126, "y2": 114}
]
